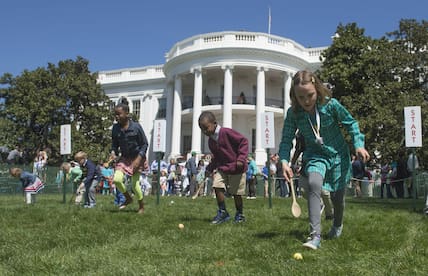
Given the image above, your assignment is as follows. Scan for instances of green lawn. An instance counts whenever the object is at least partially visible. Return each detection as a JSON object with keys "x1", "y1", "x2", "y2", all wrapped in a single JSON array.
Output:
[{"x1": 0, "y1": 194, "x2": 427, "y2": 275}]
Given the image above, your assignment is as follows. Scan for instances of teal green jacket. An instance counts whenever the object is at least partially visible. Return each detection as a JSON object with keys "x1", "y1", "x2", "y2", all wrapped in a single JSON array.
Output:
[
  {"x1": 69, "y1": 166, "x2": 83, "y2": 186},
  {"x1": 279, "y1": 98, "x2": 365, "y2": 191}
]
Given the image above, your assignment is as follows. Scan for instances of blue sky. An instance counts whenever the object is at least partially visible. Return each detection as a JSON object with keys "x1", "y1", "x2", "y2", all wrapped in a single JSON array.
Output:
[{"x1": 1, "y1": 0, "x2": 426, "y2": 76}]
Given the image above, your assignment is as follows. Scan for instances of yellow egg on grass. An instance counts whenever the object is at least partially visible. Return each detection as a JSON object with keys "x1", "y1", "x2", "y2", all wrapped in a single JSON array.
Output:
[
  {"x1": 178, "y1": 223, "x2": 185, "y2": 229},
  {"x1": 293, "y1": 253, "x2": 303, "y2": 260}
]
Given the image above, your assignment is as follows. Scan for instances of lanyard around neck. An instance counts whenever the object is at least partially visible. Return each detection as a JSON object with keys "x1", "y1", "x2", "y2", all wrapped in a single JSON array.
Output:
[{"x1": 308, "y1": 108, "x2": 321, "y2": 139}]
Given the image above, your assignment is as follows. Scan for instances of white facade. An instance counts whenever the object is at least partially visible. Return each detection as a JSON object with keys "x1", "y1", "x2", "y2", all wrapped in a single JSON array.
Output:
[{"x1": 98, "y1": 31, "x2": 328, "y2": 165}]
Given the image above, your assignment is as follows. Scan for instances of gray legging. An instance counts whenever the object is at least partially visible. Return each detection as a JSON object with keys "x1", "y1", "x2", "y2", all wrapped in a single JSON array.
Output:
[
  {"x1": 84, "y1": 179, "x2": 99, "y2": 206},
  {"x1": 300, "y1": 172, "x2": 345, "y2": 236}
]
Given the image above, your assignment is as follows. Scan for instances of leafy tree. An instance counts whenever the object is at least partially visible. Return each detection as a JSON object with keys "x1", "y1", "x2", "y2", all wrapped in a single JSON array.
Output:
[
  {"x1": 0, "y1": 57, "x2": 113, "y2": 164},
  {"x1": 319, "y1": 20, "x2": 428, "y2": 166}
]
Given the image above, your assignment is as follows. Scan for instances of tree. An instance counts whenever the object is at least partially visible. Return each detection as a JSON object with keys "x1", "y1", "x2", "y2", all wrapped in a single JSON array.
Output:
[
  {"x1": 319, "y1": 20, "x2": 428, "y2": 165},
  {"x1": 0, "y1": 57, "x2": 113, "y2": 164}
]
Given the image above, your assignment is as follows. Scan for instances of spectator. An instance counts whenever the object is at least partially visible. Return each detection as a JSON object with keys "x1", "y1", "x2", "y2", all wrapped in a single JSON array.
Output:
[
  {"x1": 237, "y1": 92, "x2": 247, "y2": 104},
  {"x1": 167, "y1": 158, "x2": 178, "y2": 195},
  {"x1": 6, "y1": 146, "x2": 22, "y2": 165},
  {"x1": 159, "y1": 169, "x2": 168, "y2": 196},
  {"x1": 406, "y1": 151, "x2": 420, "y2": 198},
  {"x1": 33, "y1": 150, "x2": 48, "y2": 182},
  {"x1": 139, "y1": 167, "x2": 152, "y2": 196},
  {"x1": 351, "y1": 154, "x2": 365, "y2": 197},
  {"x1": 395, "y1": 150, "x2": 408, "y2": 199},
  {"x1": 261, "y1": 164, "x2": 269, "y2": 198},
  {"x1": 192, "y1": 159, "x2": 206, "y2": 199},
  {"x1": 267, "y1": 154, "x2": 278, "y2": 198},
  {"x1": 380, "y1": 159, "x2": 394, "y2": 199},
  {"x1": 100, "y1": 162, "x2": 114, "y2": 195},
  {"x1": 246, "y1": 154, "x2": 258, "y2": 199},
  {"x1": 184, "y1": 151, "x2": 198, "y2": 197}
]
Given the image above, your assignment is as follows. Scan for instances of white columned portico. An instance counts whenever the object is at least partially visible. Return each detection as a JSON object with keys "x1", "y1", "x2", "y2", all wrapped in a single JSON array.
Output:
[
  {"x1": 255, "y1": 66, "x2": 267, "y2": 165},
  {"x1": 165, "y1": 81, "x2": 174, "y2": 158},
  {"x1": 191, "y1": 67, "x2": 203, "y2": 154},
  {"x1": 283, "y1": 71, "x2": 293, "y2": 118},
  {"x1": 171, "y1": 76, "x2": 182, "y2": 157},
  {"x1": 222, "y1": 65, "x2": 233, "y2": 128}
]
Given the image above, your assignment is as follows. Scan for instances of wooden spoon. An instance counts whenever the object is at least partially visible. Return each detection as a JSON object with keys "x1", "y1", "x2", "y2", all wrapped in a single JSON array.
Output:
[{"x1": 289, "y1": 177, "x2": 301, "y2": 218}]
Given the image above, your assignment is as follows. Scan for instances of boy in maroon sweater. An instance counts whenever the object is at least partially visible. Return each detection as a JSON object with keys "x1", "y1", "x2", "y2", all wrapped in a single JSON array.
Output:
[{"x1": 198, "y1": 111, "x2": 249, "y2": 224}]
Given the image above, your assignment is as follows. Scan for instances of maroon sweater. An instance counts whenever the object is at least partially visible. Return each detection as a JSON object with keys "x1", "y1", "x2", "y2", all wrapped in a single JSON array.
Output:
[{"x1": 206, "y1": 127, "x2": 249, "y2": 175}]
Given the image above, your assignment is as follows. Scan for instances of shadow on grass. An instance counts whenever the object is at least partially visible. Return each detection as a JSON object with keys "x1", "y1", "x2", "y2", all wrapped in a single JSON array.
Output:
[
  {"x1": 178, "y1": 215, "x2": 210, "y2": 223},
  {"x1": 253, "y1": 231, "x2": 280, "y2": 239},
  {"x1": 347, "y1": 197, "x2": 425, "y2": 211}
]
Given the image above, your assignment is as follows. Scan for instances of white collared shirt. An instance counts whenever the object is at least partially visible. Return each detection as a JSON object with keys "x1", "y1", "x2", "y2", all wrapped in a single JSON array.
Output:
[{"x1": 210, "y1": 124, "x2": 221, "y2": 142}]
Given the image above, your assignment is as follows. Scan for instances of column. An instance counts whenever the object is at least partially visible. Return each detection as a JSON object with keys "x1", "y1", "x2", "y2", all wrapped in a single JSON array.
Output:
[
  {"x1": 191, "y1": 67, "x2": 203, "y2": 154},
  {"x1": 165, "y1": 81, "x2": 174, "y2": 158},
  {"x1": 142, "y1": 93, "x2": 154, "y2": 159},
  {"x1": 170, "y1": 76, "x2": 182, "y2": 157},
  {"x1": 255, "y1": 67, "x2": 267, "y2": 165},
  {"x1": 222, "y1": 65, "x2": 233, "y2": 128},
  {"x1": 283, "y1": 71, "x2": 293, "y2": 118}
]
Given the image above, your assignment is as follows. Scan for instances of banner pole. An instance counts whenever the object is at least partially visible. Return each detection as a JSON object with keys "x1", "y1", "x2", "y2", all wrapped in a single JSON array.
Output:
[{"x1": 267, "y1": 149, "x2": 272, "y2": 209}]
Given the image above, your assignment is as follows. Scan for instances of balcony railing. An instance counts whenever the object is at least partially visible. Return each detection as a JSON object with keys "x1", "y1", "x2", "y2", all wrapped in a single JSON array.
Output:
[{"x1": 182, "y1": 96, "x2": 284, "y2": 109}]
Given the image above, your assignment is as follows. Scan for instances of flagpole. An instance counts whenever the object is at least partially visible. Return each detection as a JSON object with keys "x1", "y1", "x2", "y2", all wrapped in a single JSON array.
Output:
[{"x1": 268, "y1": 6, "x2": 271, "y2": 35}]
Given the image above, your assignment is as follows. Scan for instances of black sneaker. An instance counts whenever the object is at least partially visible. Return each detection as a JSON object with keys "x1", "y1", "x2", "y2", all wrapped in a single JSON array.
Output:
[
  {"x1": 234, "y1": 213, "x2": 246, "y2": 223},
  {"x1": 211, "y1": 210, "x2": 230, "y2": 224}
]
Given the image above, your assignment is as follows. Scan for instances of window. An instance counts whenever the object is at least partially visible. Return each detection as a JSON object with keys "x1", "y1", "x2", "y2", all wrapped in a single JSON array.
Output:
[
  {"x1": 132, "y1": 100, "x2": 141, "y2": 120},
  {"x1": 183, "y1": 135, "x2": 191, "y2": 155},
  {"x1": 157, "y1": 98, "x2": 166, "y2": 119}
]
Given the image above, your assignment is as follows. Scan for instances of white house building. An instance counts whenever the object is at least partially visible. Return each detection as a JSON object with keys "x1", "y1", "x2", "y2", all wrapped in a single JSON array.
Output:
[{"x1": 98, "y1": 31, "x2": 328, "y2": 165}]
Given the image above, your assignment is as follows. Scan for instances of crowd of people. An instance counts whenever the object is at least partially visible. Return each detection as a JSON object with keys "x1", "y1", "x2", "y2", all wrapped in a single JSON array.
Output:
[{"x1": 351, "y1": 149, "x2": 421, "y2": 200}]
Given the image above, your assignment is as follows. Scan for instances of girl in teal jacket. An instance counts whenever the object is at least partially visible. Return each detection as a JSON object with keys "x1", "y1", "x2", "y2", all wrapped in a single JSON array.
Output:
[{"x1": 279, "y1": 70, "x2": 370, "y2": 250}]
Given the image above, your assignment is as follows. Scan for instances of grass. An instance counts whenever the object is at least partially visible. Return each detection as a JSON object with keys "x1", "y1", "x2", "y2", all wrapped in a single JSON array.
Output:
[{"x1": 0, "y1": 193, "x2": 427, "y2": 275}]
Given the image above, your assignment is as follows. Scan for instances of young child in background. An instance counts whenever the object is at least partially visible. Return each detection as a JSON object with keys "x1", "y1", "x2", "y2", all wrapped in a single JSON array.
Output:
[
  {"x1": 192, "y1": 159, "x2": 206, "y2": 199},
  {"x1": 159, "y1": 169, "x2": 168, "y2": 196},
  {"x1": 181, "y1": 165, "x2": 189, "y2": 197},
  {"x1": 10, "y1": 167, "x2": 44, "y2": 204},
  {"x1": 111, "y1": 97, "x2": 148, "y2": 214},
  {"x1": 60, "y1": 161, "x2": 83, "y2": 204},
  {"x1": 33, "y1": 150, "x2": 48, "y2": 182},
  {"x1": 139, "y1": 168, "x2": 152, "y2": 196},
  {"x1": 261, "y1": 164, "x2": 269, "y2": 198},
  {"x1": 198, "y1": 111, "x2": 249, "y2": 224},
  {"x1": 75, "y1": 151, "x2": 100, "y2": 208},
  {"x1": 100, "y1": 162, "x2": 114, "y2": 195},
  {"x1": 279, "y1": 70, "x2": 370, "y2": 250}
]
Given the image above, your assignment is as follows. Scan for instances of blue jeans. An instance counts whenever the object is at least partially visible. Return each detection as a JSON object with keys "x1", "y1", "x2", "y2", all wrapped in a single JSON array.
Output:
[{"x1": 276, "y1": 178, "x2": 289, "y2": 197}]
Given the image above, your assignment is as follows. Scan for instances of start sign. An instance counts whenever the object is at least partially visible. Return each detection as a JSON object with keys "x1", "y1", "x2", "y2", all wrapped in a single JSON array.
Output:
[
  {"x1": 404, "y1": 106, "x2": 422, "y2": 148},
  {"x1": 153, "y1": 120, "x2": 166, "y2": 152},
  {"x1": 261, "y1": 112, "x2": 275, "y2": 149}
]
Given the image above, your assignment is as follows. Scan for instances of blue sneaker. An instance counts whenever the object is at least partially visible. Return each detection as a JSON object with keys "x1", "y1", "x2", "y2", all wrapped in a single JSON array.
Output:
[
  {"x1": 303, "y1": 232, "x2": 321, "y2": 250},
  {"x1": 211, "y1": 210, "x2": 230, "y2": 224},
  {"x1": 234, "y1": 212, "x2": 246, "y2": 223},
  {"x1": 327, "y1": 225, "x2": 343, "y2": 239}
]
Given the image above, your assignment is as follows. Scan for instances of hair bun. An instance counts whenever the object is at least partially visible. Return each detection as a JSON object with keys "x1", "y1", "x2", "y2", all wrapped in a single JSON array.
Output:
[{"x1": 120, "y1": 97, "x2": 129, "y2": 106}]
